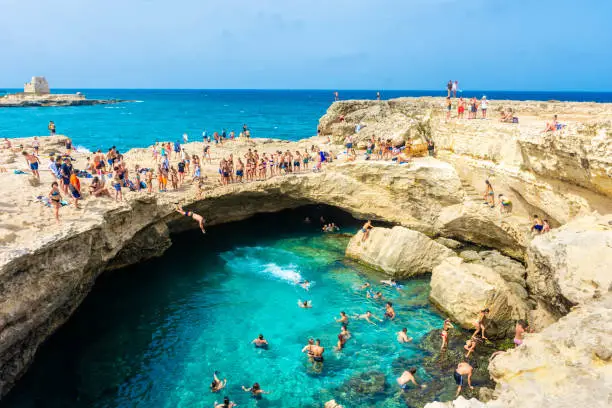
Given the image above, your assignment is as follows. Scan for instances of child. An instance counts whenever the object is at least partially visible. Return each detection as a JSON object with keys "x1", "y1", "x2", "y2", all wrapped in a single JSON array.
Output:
[
  {"x1": 498, "y1": 194, "x2": 512, "y2": 214},
  {"x1": 146, "y1": 170, "x2": 154, "y2": 193}
]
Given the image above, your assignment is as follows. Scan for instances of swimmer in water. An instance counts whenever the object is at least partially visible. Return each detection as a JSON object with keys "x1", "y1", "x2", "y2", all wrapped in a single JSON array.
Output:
[
  {"x1": 367, "y1": 290, "x2": 383, "y2": 300},
  {"x1": 353, "y1": 311, "x2": 382, "y2": 325},
  {"x1": 385, "y1": 302, "x2": 396, "y2": 319},
  {"x1": 311, "y1": 339, "x2": 325, "y2": 369},
  {"x1": 210, "y1": 371, "x2": 227, "y2": 392},
  {"x1": 241, "y1": 382, "x2": 270, "y2": 399},
  {"x1": 299, "y1": 280, "x2": 311, "y2": 290},
  {"x1": 381, "y1": 279, "x2": 403, "y2": 290},
  {"x1": 397, "y1": 367, "x2": 427, "y2": 390},
  {"x1": 214, "y1": 396, "x2": 236, "y2": 408},
  {"x1": 252, "y1": 334, "x2": 269, "y2": 348},
  {"x1": 301, "y1": 338, "x2": 315, "y2": 362},
  {"x1": 175, "y1": 203, "x2": 206, "y2": 234},
  {"x1": 359, "y1": 282, "x2": 371, "y2": 290},
  {"x1": 397, "y1": 328, "x2": 413, "y2": 343},
  {"x1": 298, "y1": 300, "x2": 312, "y2": 308},
  {"x1": 336, "y1": 325, "x2": 350, "y2": 351},
  {"x1": 336, "y1": 311, "x2": 349, "y2": 325}
]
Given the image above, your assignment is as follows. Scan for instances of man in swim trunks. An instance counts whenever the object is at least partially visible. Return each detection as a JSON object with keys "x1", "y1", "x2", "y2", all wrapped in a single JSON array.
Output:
[
  {"x1": 22, "y1": 151, "x2": 40, "y2": 179},
  {"x1": 252, "y1": 334, "x2": 269, "y2": 348},
  {"x1": 397, "y1": 367, "x2": 426, "y2": 390},
  {"x1": 385, "y1": 302, "x2": 396, "y2": 319},
  {"x1": 531, "y1": 215, "x2": 544, "y2": 234},
  {"x1": 175, "y1": 204, "x2": 206, "y2": 234},
  {"x1": 397, "y1": 328, "x2": 413, "y2": 343},
  {"x1": 336, "y1": 311, "x2": 349, "y2": 325},
  {"x1": 454, "y1": 361, "x2": 474, "y2": 396},
  {"x1": 361, "y1": 220, "x2": 373, "y2": 242},
  {"x1": 48, "y1": 121, "x2": 56, "y2": 136},
  {"x1": 311, "y1": 339, "x2": 325, "y2": 368}
]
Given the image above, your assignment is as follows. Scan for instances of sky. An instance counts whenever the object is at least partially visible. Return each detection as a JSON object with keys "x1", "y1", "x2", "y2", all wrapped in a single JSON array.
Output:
[{"x1": 0, "y1": 0, "x2": 610, "y2": 90}]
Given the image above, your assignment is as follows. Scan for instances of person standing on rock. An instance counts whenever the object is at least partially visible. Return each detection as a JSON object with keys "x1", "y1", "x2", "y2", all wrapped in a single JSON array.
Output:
[
  {"x1": 452, "y1": 81, "x2": 458, "y2": 98},
  {"x1": 376, "y1": 91, "x2": 381, "y2": 100},
  {"x1": 440, "y1": 319, "x2": 454, "y2": 350},
  {"x1": 514, "y1": 319, "x2": 529, "y2": 346},
  {"x1": 360, "y1": 220, "x2": 373, "y2": 242},
  {"x1": 22, "y1": 151, "x2": 40, "y2": 179},
  {"x1": 481, "y1": 96, "x2": 489, "y2": 119},
  {"x1": 447, "y1": 80, "x2": 453, "y2": 97},
  {"x1": 472, "y1": 308, "x2": 489, "y2": 340},
  {"x1": 454, "y1": 361, "x2": 474, "y2": 396},
  {"x1": 483, "y1": 180, "x2": 495, "y2": 208},
  {"x1": 334, "y1": 91, "x2": 339, "y2": 101},
  {"x1": 48, "y1": 120, "x2": 56, "y2": 136}
]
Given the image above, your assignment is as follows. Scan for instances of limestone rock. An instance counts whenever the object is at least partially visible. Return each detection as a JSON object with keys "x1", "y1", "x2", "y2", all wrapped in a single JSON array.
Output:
[
  {"x1": 487, "y1": 293, "x2": 612, "y2": 408},
  {"x1": 435, "y1": 202, "x2": 529, "y2": 260},
  {"x1": 435, "y1": 237, "x2": 464, "y2": 249},
  {"x1": 478, "y1": 250, "x2": 526, "y2": 286},
  {"x1": 430, "y1": 257, "x2": 530, "y2": 338},
  {"x1": 526, "y1": 214, "x2": 612, "y2": 316},
  {"x1": 459, "y1": 250, "x2": 481, "y2": 262},
  {"x1": 346, "y1": 226, "x2": 453, "y2": 278},
  {"x1": 424, "y1": 396, "x2": 488, "y2": 408}
]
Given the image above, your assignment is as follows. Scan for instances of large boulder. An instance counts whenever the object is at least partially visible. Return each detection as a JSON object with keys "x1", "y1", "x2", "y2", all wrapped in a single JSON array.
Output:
[
  {"x1": 526, "y1": 214, "x2": 612, "y2": 317},
  {"x1": 346, "y1": 226, "x2": 454, "y2": 278},
  {"x1": 434, "y1": 202, "x2": 529, "y2": 260},
  {"x1": 487, "y1": 293, "x2": 612, "y2": 408},
  {"x1": 430, "y1": 257, "x2": 530, "y2": 339}
]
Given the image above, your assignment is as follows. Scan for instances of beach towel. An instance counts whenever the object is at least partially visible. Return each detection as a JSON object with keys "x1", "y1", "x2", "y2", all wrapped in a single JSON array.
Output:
[{"x1": 13, "y1": 170, "x2": 26, "y2": 174}]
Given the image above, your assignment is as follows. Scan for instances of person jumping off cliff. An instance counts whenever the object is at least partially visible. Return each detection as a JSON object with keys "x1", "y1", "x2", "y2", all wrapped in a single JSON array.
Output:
[{"x1": 175, "y1": 203, "x2": 206, "y2": 234}]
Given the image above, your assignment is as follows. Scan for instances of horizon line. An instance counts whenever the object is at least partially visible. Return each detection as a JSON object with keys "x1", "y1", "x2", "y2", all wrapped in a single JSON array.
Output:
[{"x1": 2, "y1": 87, "x2": 612, "y2": 93}]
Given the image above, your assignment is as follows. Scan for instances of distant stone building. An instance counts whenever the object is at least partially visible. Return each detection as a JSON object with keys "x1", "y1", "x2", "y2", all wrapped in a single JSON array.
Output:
[{"x1": 24, "y1": 77, "x2": 50, "y2": 94}]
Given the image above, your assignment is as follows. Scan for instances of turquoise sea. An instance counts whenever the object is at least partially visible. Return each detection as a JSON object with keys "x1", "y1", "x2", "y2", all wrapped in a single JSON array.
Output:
[
  {"x1": 2, "y1": 89, "x2": 612, "y2": 152},
  {"x1": 2, "y1": 207, "x2": 448, "y2": 408}
]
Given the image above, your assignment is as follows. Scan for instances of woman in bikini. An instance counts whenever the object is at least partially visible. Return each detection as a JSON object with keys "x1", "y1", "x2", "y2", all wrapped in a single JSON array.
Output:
[
  {"x1": 440, "y1": 319, "x2": 454, "y2": 350},
  {"x1": 49, "y1": 182, "x2": 62, "y2": 223},
  {"x1": 483, "y1": 180, "x2": 495, "y2": 208},
  {"x1": 175, "y1": 204, "x2": 206, "y2": 234}
]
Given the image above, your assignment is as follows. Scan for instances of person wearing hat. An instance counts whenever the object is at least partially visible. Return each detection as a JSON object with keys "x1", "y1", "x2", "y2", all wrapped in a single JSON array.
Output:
[{"x1": 481, "y1": 96, "x2": 489, "y2": 119}]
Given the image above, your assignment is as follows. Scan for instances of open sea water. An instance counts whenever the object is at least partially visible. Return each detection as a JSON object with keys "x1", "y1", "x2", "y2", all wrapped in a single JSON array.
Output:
[
  {"x1": 1, "y1": 208, "x2": 444, "y2": 408},
  {"x1": 1, "y1": 89, "x2": 612, "y2": 152}
]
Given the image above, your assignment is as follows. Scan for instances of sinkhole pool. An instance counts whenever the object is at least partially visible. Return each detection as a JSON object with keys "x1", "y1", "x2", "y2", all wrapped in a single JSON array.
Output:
[{"x1": 3, "y1": 207, "x2": 453, "y2": 408}]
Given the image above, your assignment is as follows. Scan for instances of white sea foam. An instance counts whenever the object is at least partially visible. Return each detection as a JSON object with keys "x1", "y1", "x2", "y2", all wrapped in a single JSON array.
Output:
[
  {"x1": 262, "y1": 263, "x2": 302, "y2": 284},
  {"x1": 74, "y1": 145, "x2": 91, "y2": 154}
]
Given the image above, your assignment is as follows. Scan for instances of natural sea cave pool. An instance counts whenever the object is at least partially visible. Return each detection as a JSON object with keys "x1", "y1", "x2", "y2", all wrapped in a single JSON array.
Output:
[{"x1": 2, "y1": 206, "x2": 481, "y2": 408}]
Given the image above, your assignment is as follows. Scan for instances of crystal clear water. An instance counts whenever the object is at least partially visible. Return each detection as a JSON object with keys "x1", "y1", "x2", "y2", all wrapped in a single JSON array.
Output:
[
  {"x1": 2, "y1": 89, "x2": 612, "y2": 152},
  {"x1": 1, "y1": 207, "x2": 445, "y2": 408}
]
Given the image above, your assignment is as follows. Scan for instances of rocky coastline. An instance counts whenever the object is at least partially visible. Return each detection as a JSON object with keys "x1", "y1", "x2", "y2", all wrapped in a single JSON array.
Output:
[
  {"x1": 0, "y1": 93, "x2": 131, "y2": 108},
  {"x1": 0, "y1": 97, "x2": 611, "y2": 406}
]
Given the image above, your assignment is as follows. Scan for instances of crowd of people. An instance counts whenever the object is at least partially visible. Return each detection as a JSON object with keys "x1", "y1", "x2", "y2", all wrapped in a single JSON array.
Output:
[{"x1": 6, "y1": 109, "x2": 560, "y2": 405}]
